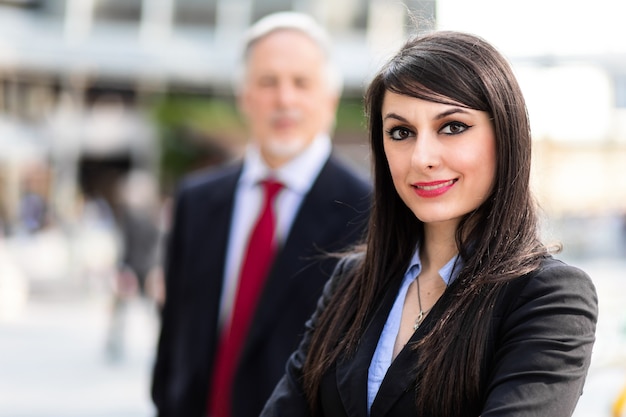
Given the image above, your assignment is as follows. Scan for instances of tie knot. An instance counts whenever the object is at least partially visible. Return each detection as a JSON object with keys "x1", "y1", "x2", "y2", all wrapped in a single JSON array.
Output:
[{"x1": 261, "y1": 179, "x2": 284, "y2": 201}]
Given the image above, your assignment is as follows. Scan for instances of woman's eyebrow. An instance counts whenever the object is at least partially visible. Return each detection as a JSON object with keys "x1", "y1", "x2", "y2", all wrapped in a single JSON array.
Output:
[
  {"x1": 383, "y1": 112, "x2": 409, "y2": 123},
  {"x1": 435, "y1": 107, "x2": 472, "y2": 120},
  {"x1": 383, "y1": 107, "x2": 471, "y2": 123}
]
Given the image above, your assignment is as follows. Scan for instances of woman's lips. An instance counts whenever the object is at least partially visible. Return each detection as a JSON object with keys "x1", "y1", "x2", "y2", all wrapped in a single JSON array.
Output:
[{"x1": 412, "y1": 179, "x2": 457, "y2": 198}]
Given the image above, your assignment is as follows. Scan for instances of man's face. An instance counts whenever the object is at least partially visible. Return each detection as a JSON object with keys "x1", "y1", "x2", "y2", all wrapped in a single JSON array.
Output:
[{"x1": 238, "y1": 29, "x2": 339, "y2": 168}]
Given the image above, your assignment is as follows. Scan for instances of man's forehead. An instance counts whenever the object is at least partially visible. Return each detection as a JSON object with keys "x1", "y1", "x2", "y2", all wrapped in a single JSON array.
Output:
[{"x1": 245, "y1": 29, "x2": 325, "y2": 60}]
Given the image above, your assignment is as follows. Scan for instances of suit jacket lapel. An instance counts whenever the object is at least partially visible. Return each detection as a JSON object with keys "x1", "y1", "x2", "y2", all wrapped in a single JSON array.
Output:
[
  {"x1": 368, "y1": 333, "x2": 422, "y2": 417},
  {"x1": 243, "y1": 178, "x2": 327, "y2": 347},
  {"x1": 191, "y1": 165, "x2": 240, "y2": 300},
  {"x1": 177, "y1": 164, "x2": 240, "y2": 375},
  {"x1": 369, "y1": 290, "x2": 450, "y2": 417},
  {"x1": 334, "y1": 274, "x2": 404, "y2": 417},
  {"x1": 243, "y1": 158, "x2": 342, "y2": 350}
]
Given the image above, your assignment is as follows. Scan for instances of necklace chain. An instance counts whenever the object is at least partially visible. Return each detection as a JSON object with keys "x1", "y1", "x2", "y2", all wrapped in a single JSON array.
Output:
[{"x1": 414, "y1": 276, "x2": 432, "y2": 331}]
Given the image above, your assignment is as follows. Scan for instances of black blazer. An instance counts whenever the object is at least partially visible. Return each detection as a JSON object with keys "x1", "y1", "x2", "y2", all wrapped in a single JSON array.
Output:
[
  {"x1": 261, "y1": 255, "x2": 598, "y2": 417},
  {"x1": 151, "y1": 155, "x2": 372, "y2": 417}
]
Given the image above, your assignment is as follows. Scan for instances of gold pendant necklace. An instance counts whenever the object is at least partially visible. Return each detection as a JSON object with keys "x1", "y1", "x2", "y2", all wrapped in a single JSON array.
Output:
[{"x1": 413, "y1": 276, "x2": 432, "y2": 331}]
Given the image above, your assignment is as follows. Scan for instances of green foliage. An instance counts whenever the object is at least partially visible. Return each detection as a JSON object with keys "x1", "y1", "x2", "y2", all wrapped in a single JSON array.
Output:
[
  {"x1": 148, "y1": 94, "x2": 368, "y2": 191},
  {"x1": 335, "y1": 98, "x2": 367, "y2": 133},
  {"x1": 149, "y1": 94, "x2": 244, "y2": 192},
  {"x1": 151, "y1": 94, "x2": 244, "y2": 135}
]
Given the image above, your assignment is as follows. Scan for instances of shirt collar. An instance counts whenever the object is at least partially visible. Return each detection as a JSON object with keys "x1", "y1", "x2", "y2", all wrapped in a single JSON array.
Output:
[
  {"x1": 239, "y1": 133, "x2": 331, "y2": 193},
  {"x1": 405, "y1": 243, "x2": 461, "y2": 286}
]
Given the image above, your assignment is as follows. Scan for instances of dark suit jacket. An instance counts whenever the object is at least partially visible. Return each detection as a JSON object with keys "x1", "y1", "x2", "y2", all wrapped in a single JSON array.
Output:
[
  {"x1": 261, "y1": 254, "x2": 598, "y2": 417},
  {"x1": 151, "y1": 155, "x2": 372, "y2": 417}
]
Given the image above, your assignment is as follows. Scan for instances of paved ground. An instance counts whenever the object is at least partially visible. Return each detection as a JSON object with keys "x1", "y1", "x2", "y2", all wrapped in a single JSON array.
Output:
[
  {"x1": 0, "y1": 257, "x2": 624, "y2": 417},
  {"x1": 0, "y1": 292, "x2": 158, "y2": 417}
]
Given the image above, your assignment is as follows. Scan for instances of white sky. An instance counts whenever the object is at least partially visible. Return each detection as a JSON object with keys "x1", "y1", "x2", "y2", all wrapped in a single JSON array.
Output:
[
  {"x1": 435, "y1": 0, "x2": 626, "y2": 143},
  {"x1": 433, "y1": 0, "x2": 626, "y2": 213},
  {"x1": 437, "y1": 0, "x2": 626, "y2": 58}
]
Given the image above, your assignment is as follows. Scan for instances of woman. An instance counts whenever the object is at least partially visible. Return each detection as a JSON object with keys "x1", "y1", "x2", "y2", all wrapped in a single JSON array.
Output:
[{"x1": 261, "y1": 30, "x2": 598, "y2": 417}]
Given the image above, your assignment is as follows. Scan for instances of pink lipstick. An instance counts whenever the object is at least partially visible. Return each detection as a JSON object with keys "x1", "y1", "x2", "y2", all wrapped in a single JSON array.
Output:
[{"x1": 412, "y1": 179, "x2": 457, "y2": 198}]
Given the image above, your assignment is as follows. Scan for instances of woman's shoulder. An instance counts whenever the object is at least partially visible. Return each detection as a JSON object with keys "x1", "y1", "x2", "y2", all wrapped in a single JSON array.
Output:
[
  {"x1": 334, "y1": 250, "x2": 365, "y2": 274},
  {"x1": 530, "y1": 256, "x2": 594, "y2": 290},
  {"x1": 499, "y1": 255, "x2": 597, "y2": 315},
  {"x1": 322, "y1": 250, "x2": 365, "y2": 295}
]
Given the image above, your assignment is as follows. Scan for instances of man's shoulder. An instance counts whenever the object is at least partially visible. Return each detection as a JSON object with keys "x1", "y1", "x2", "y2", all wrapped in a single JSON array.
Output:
[
  {"x1": 320, "y1": 154, "x2": 371, "y2": 191},
  {"x1": 178, "y1": 160, "x2": 242, "y2": 195}
]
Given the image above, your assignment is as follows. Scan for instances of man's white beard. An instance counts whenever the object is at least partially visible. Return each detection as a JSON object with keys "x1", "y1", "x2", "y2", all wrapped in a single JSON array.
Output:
[
  {"x1": 261, "y1": 109, "x2": 314, "y2": 159},
  {"x1": 264, "y1": 135, "x2": 309, "y2": 159}
]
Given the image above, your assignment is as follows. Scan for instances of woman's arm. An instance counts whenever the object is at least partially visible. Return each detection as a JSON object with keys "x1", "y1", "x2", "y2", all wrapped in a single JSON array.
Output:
[{"x1": 481, "y1": 260, "x2": 598, "y2": 417}]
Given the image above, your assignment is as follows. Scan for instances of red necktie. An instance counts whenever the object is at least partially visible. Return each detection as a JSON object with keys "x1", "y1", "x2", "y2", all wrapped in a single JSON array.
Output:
[{"x1": 208, "y1": 179, "x2": 284, "y2": 417}]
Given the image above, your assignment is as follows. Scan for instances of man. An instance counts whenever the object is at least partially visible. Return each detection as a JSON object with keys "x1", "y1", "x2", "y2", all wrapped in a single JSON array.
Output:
[{"x1": 151, "y1": 12, "x2": 371, "y2": 417}]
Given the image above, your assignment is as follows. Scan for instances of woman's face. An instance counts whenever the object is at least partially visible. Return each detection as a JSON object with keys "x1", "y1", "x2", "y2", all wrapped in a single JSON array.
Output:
[{"x1": 382, "y1": 91, "x2": 496, "y2": 230}]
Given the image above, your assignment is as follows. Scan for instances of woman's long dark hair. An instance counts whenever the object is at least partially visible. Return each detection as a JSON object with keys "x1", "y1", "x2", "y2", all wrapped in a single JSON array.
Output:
[{"x1": 302, "y1": 31, "x2": 547, "y2": 416}]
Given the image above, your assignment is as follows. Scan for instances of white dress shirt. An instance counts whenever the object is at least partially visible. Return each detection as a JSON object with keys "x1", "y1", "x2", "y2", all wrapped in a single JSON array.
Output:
[{"x1": 218, "y1": 134, "x2": 332, "y2": 328}]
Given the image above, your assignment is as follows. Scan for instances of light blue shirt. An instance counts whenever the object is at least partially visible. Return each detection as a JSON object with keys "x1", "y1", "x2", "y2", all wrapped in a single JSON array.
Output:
[{"x1": 366, "y1": 246, "x2": 459, "y2": 413}]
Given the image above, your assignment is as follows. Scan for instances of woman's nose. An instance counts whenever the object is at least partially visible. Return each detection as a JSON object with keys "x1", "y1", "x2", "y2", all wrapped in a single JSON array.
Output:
[{"x1": 410, "y1": 133, "x2": 440, "y2": 171}]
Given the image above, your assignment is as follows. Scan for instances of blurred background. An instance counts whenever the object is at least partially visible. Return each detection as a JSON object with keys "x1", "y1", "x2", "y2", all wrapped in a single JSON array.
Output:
[{"x1": 0, "y1": 1, "x2": 624, "y2": 416}]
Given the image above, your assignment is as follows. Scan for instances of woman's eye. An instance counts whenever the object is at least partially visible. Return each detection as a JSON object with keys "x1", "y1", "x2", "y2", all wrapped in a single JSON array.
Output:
[
  {"x1": 386, "y1": 127, "x2": 413, "y2": 140},
  {"x1": 440, "y1": 121, "x2": 469, "y2": 135}
]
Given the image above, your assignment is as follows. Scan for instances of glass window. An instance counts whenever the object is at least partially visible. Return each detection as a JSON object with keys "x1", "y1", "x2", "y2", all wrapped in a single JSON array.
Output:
[
  {"x1": 94, "y1": 0, "x2": 142, "y2": 22},
  {"x1": 344, "y1": 0, "x2": 368, "y2": 31},
  {"x1": 251, "y1": 0, "x2": 293, "y2": 23},
  {"x1": 0, "y1": 0, "x2": 42, "y2": 9},
  {"x1": 174, "y1": 0, "x2": 218, "y2": 27}
]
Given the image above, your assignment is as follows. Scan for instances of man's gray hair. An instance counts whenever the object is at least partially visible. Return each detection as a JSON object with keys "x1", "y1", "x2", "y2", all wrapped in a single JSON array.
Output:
[{"x1": 234, "y1": 12, "x2": 343, "y2": 95}]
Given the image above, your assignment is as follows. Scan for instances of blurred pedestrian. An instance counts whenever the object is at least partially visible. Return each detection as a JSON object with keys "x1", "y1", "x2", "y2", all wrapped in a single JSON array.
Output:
[
  {"x1": 105, "y1": 171, "x2": 162, "y2": 361},
  {"x1": 151, "y1": 12, "x2": 371, "y2": 417},
  {"x1": 261, "y1": 30, "x2": 598, "y2": 417}
]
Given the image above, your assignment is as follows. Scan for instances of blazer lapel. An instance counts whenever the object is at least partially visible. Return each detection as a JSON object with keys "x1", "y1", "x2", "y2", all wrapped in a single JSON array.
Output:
[
  {"x1": 335, "y1": 275, "x2": 404, "y2": 417},
  {"x1": 369, "y1": 290, "x2": 450, "y2": 417},
  {"x1": 368, "y1": 335, "x2": 421, "y2": 417},
  {"x1": 242, "y1": 158, "x2": 344, "y2": 350},
  {"x1": 176, "y1": 165, "x2": 240, "y2": 375},
  {"x1": 190, "y1": 165, "x2": 240, "y2": 297},
  {"x1": 242, "y1": 180, "x2": 332, "y2": 349}
]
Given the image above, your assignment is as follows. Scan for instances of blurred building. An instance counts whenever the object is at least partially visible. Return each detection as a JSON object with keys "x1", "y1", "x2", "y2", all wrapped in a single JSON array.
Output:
[
  {"x1": 0, "y1": 0, "x2": 436, "y2": 232},
  {"x1": 0, "y1": 0, "x2": 625, "y2": 260},
  {"x1": 0, "y1": 0, "x2": 437, "y2": 299}
]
